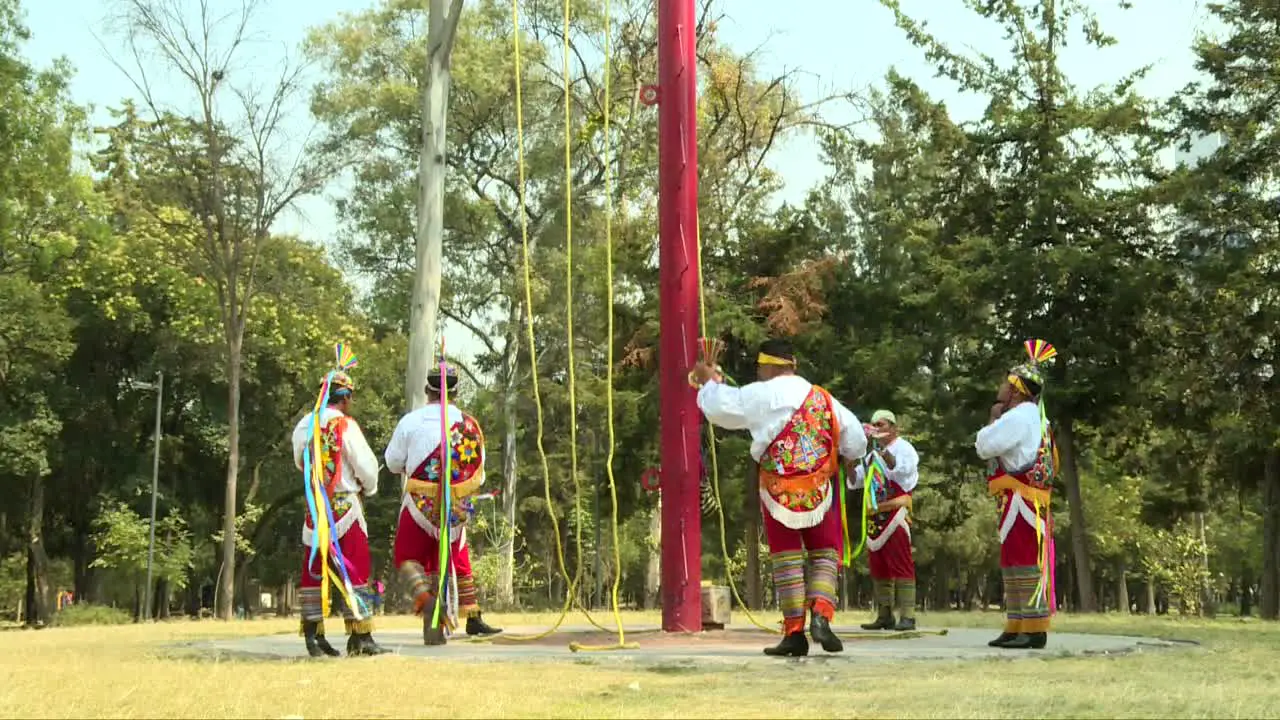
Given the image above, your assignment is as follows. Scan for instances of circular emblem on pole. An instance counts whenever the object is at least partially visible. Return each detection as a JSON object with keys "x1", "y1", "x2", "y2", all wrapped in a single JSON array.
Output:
[
  {"x1": 640, "y1": 84, "x2": 660, "y2": 106},
  {"x1": 641, "y1": 467, "x2": 661, "y2": 492}
]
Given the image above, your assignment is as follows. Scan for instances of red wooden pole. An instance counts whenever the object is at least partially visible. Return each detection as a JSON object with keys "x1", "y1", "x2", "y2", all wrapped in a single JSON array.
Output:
[{"x1": 656, "y1": 0, "x2": 702, "y2": 632}]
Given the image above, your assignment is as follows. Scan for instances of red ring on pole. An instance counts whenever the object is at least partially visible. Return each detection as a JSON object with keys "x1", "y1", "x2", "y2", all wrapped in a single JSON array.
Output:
[
  {"x1": 641, "y1": 467, "x2": 661, "y2": 492},
  {"x1": 640, "y1": 85, "x2": 659, "y2": 106}
]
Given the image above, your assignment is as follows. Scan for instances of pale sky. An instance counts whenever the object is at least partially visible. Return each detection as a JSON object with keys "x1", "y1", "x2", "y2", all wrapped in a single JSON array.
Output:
[{"x1": 21, "y1": 0, "x2": 1211, "y2": 362}]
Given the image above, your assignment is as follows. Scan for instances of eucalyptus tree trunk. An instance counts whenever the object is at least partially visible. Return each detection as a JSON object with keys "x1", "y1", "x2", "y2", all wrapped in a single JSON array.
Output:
[{"x1": 406, "y1": 0, "x2": 466, "y2": 411}]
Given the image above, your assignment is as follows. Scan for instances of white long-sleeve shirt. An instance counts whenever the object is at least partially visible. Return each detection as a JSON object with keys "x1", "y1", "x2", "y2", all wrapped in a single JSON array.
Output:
[
  {"x1": 385, "y1": 403, "x2": 473, "y2": 480},
  {"x1": 852, "y1": 436, "x2": 920, "y2": 493},
  {"x1": 291, "y1": 407, "x2": 380, "y2": 496},
  {"x1": 975, "y1": 401, "x2": 1044, "y2": 473},
  {"x1": 697, "y1": 375, "x2": 867, "y2": 463}
]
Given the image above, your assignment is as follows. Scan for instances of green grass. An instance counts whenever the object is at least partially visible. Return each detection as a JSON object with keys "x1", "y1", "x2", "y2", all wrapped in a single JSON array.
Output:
[{"x1": 1, "y1": 610, "x2": 1277, "y2": 718}]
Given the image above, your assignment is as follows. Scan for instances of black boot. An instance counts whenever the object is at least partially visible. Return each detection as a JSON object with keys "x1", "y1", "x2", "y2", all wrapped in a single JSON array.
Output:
[
  {"x1": 349, "y1": 632, "x2": 390, "y2": 656},
  {"x1": 424, "y1": 615, "x2": 448, "y2": 646},
  {"x1": 303, "y1": 621, "x2": 341, "y2": 658},
  {"x1": 988, "y1": 632, "x2": 1016, "y2": 647},
  {"x1": 466, "y1": 613, "x2": 503, "y2": 637},
  {"x1": 763, "y1": 631, "x2": 809, "y2": 657},
  {"x1": 1029, "y1": 632, "x2": 1047, "y2": 649},
  {"x1": 860, "y1": 605, "x2": 895, "y2": 630},
  {"x1": 999, "y1": 633, "x2": 1035, "y2": 649},
  {"x1": 809, "y1": 614, "x2": 844, "y2": 653},
  {"x1": 893, "y1": 616, "x2": 917, "y2": 632}
]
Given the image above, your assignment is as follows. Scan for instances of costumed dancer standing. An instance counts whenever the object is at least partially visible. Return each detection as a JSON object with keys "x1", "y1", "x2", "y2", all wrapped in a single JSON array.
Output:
[
  {"x1": 292, "y1": 350, "x2": 388, "y2": 657},
  {"x1": 853, "y1": 409, "x2": 920, "y2": 632},
  {"x1": 976, "y1": 340, "x2": 1059, "y2": 650},
  {"x1": 691, "y1": 339, "x2": 867, "y2": 657},
  {"x1": 386, "y1": 361, "x2": 502, "y2": 645}
]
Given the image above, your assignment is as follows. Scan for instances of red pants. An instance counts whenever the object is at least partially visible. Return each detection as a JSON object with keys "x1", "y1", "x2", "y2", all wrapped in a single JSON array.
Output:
[
  {"x1": 393, "y1": 507, "x2": 474, "y2": 574},
  {"x1": 998, "y1": 495, "x2": 1052, "y2": 633},
  {"x1": 1000, "y1": 510, "x2": 1043, "y2": 567},
  {"x1": 868, "y1": 525, "x2": 915, "y2": 579},
  {"x1": 762, "y1": 486, "x2": 843, "y2": 633},
  {"x1": 761, "y1": 490, "x2": 844, "y2": 555},
  {"x1": 393, "y1": 507, "x2": 479, "y2": 618},
  {"x1": 298, "y1": 523, "x2": 374, "y2": 633}
]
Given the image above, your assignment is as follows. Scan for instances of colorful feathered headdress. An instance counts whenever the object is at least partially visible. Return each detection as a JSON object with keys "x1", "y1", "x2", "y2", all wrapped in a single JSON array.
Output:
[{"x1": 1008, "y1": 339, "x2": 1056, "y2": 397}]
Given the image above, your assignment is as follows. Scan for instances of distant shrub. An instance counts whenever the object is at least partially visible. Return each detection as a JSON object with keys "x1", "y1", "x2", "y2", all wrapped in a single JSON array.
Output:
[{"x1": 53, "y1": 604, "x2": 132, "y2": 627}]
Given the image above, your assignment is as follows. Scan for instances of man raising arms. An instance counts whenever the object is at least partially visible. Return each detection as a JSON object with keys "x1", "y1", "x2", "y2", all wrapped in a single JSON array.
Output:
[{"x1": 691, "y1": 339, "x2": 867, "y2": 657}]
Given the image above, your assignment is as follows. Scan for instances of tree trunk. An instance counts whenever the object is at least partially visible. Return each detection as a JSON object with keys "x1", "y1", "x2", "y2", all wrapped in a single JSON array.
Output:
[
  {"x1": 156, "y1": 577, "x2": 170, "y2": 619},
  {"x1": 217, "y1": 330, "x2": 244, "y2": 621},
  {"x1": 1241, "y1": 562, "x2": 1254, "y2": 617},
  {"x1": 24, "y1": 475, "x2": 50, "y2": 627},
  {"x1": 1194, "y1": 511, "x2": 1216, "y2": 617},
  {"x1": 1116, "y1": 561, "x2": 1130, "y2": 614},
  {"x1": 1260, "y1": 447, "x2": 1280, "y2": 620},
  {"x1": 1056, "y1": 417, "x2": 1096, "y2": 611},
  {"x1": 496, "y1": 303, "x2": 522, "y2": 607},
  {"x1": 644, "y1": 500, "x2": 661, "y2": 610},
  {"x1": 405, "y1": 0, "x2": 465, "y2": 411},
  {"x1": 744, "y1": 460, "x2": 761, "y2": 609}
]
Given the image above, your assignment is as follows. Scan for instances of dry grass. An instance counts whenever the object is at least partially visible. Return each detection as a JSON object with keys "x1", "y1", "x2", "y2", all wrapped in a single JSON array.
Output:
[{"x1": 1, "y1": 610, "x2": 1277, "y2": 719}]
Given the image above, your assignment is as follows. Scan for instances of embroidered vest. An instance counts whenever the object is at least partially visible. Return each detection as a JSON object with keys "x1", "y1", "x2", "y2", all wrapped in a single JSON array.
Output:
[
  {"x1": 305, "y1": 415, "x2": 356, "y2": 531},
  {"x1": 758, "y1": 386, "x2": 842, "y2": 516},
  {"x1": 869, "y1": 474, "x2": 912, "y2": 540},
  {"x1": 410, "y1": 413, "x2": 486, "y2": 529}
]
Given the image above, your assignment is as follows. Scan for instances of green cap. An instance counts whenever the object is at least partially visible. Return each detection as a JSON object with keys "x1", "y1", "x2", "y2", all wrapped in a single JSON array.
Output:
[{"x1": 870, "y1": 409, "x2": 897, "y2": 426}]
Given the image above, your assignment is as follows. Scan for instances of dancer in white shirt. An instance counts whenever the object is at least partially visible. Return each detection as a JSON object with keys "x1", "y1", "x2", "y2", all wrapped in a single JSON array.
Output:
[
  {"x1": 853, "y1": 409, "x2": 920, "y2": 631},
  {"x1": 691, "y1": 339, "x2": 866, "y2": 657},
  {"x1": 387, "y1": 361, "x2": 501, "y2": 645},
  {"x1": 976, "y1": 340, "x2": 1059, "y2": 650},
  {"x1": 291, "y1": 364, "x2": 387, "y2": 657}
]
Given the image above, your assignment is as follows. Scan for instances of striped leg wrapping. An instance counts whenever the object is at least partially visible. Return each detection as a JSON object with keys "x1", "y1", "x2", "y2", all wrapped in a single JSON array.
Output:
[
  {"x1": 457, "y1": 573, "x2": 480, "y2": 618},
  {"x1": 805, "y1": 548, "x2": 840, "y2": 619},
  {"x1": 340, "y1": 585, "x2": 375, "y2": 635},
  {"x1": 771, "y1": 550, "x2": 808, "y2": 631},
  {"x1": 894, "y1": 579, "x2": 916, "y2": 620},
  {"x1": 872, "y1": 578, "x2": 894, "y2": 610},
  {"x1": 1002, "y1": 565, "x2": 1050, "y2": 633},
  {"x1": 300, "y1": 587, "x2": 324, "y2": 622},
  {"x1": 399, "y1": 561, "x2": 436, "y2": 615}
]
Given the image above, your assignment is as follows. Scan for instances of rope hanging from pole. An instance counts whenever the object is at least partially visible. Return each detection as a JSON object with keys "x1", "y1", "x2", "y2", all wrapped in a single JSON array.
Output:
[{"x1": 487, "y1": 0, "x2": 633, "y2": 651}]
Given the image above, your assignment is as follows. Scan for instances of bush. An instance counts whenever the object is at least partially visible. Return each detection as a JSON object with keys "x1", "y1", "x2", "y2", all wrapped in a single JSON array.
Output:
[{"x1": 52, "y1": 603, "x2": 132, "y2": 627}]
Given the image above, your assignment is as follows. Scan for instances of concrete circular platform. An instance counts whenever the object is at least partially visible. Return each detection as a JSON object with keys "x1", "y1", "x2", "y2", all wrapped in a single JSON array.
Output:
[{"x1": 187, "y1": 624, "x2": 1191, "y2": 666}]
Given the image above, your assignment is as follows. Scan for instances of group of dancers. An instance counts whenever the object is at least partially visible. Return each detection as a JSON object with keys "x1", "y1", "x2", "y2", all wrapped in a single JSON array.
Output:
[
  {"x1": 291, "y1": 362, "x2": 501, "y2": 657},
  {"x1": 293, "y1": 335, "x2": 1057, "y2": 658},
  {"x1": 690, "y1": 337, "x2": 1058, "y2": 656}
]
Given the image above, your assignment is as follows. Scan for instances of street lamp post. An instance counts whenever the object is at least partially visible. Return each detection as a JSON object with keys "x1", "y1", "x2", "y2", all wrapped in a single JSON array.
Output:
[{"x1": 133, "y1": 371, "x2": 164, "y2": 621}]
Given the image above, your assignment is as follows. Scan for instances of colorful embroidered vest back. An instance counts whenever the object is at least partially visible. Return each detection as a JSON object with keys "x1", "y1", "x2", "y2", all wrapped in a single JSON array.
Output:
[
  {"x1": 758, "y1": 386, "x2": 842, "y2": 516},
  {"x1": 411, "y1": 412, "x2": 486, "y2": 498},
  {"x1": 760, "y1": 386, "x2": 838, "y2": 477},
  {"x1": 319, "y1": 415, "x2": 348, "y2": 495}
]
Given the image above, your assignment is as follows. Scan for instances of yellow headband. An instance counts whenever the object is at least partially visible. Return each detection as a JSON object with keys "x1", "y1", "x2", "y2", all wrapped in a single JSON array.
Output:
[
  {"x1": 758, "y1": 353, "x2": 795, "y2": 367},
  {"x1": 1007, "y1": 374, "x2": 1029, "y2": 396}
]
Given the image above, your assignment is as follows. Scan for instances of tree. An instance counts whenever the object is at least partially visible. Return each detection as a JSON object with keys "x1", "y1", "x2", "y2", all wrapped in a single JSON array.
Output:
[
  {"x1": 90, "y1": 499, "x2": 195, "y2": 618},
  {"x1": 878, "y1": 0, "x2": 1165, "y2": 611},
  {"x1": 0, "y1": 0, "x2": 86, "y2": 626},
  {"x1": 1162, "y1": 0, "x2": 1280, "y2": 619},
  {"x1": 106, "y1": 0, "x2": 331, "y2": 619}
]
